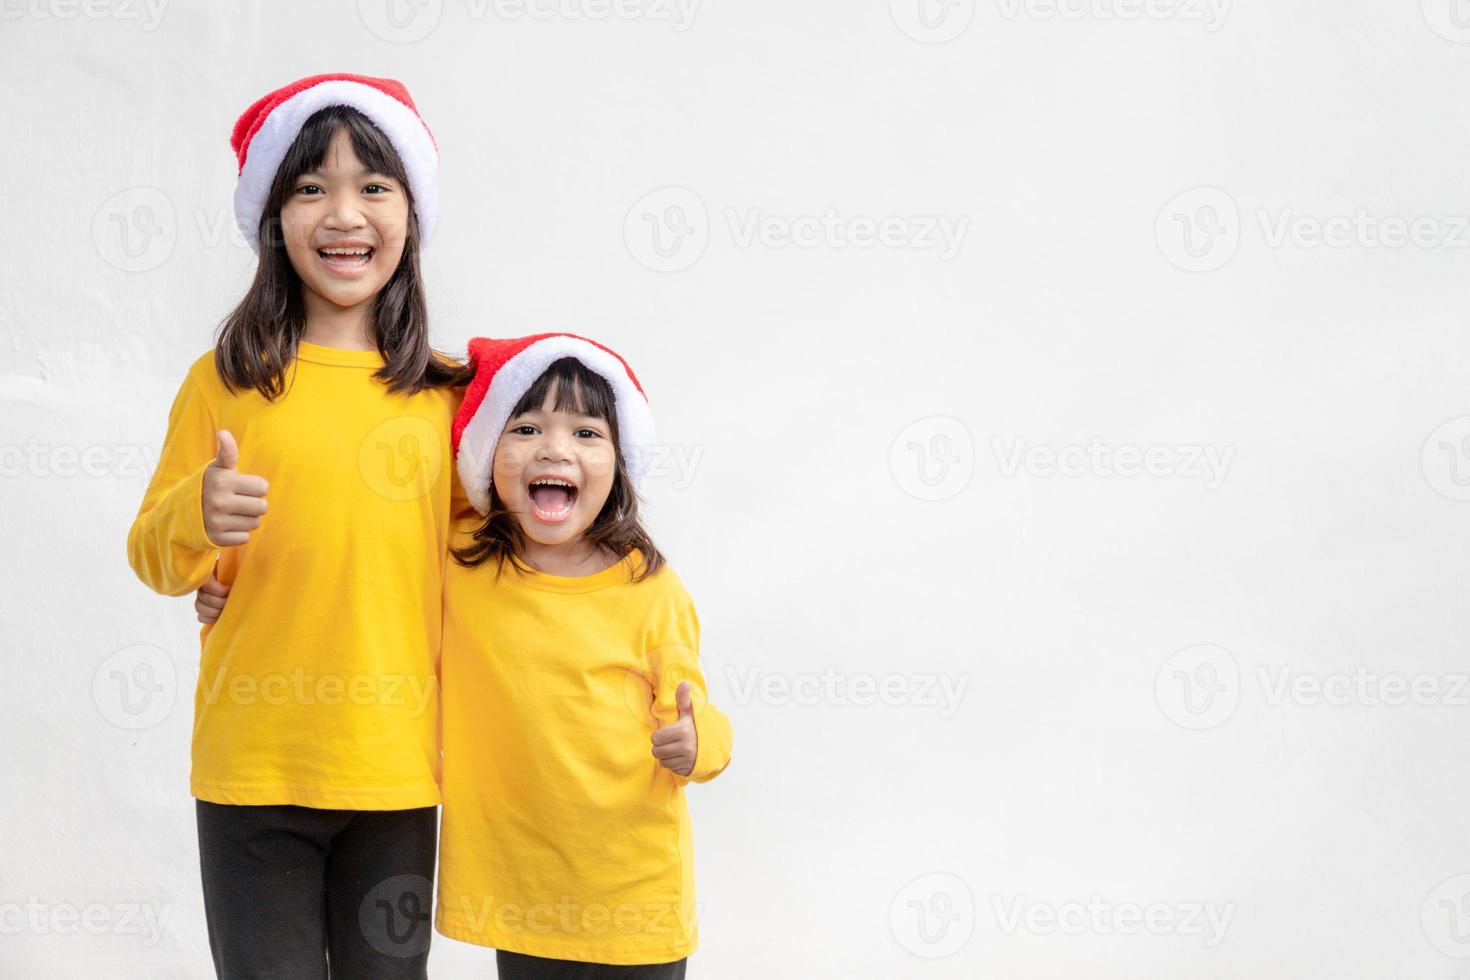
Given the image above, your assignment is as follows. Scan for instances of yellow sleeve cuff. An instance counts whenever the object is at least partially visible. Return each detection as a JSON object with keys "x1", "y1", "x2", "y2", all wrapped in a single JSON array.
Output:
[{"x1": 160, "y1": 459, "x2": 216, "y2": 554}]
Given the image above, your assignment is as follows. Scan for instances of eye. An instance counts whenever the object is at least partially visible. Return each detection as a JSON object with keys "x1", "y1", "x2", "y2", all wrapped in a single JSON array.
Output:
[
  {"x1": 575, "y1": 428, "x2": 601, "y2": 439},
  {"x1": 363, "y1": 183, "x2": 392, "y2": 195},
  {"x1": 511, "y1": 424, "x2": 538, "y2": 436},
  {"x1": 294, "y1": 183, "x2": 323, "y2": 196}
]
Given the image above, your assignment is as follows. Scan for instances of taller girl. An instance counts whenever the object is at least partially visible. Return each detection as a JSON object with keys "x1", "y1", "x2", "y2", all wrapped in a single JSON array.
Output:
[{"x1": 127, "y1": 74, "x2": 458, "y2": 979}]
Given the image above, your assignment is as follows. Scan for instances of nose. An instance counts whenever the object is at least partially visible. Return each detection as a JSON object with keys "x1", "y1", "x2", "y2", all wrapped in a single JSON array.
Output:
[
  {"x1": 536, "y1": 431, "x2": 572, "y2": 464},
  {"x1": 322, "y1": 190, "x2": 367, "y2": 232}
]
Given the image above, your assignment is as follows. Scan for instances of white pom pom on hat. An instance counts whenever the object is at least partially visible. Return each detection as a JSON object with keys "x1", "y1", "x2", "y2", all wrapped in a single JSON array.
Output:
[
  {"x1": 452, "y1": 334, "x2": 657, "y2": 516},
  {"x1": 230, "y1": 73, "x2": 439, "y2": 253}
]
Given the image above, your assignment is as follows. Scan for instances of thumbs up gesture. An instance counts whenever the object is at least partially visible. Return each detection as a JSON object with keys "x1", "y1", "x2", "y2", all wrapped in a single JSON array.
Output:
[
  {"x1": 201, "y1": 429, "x2": 269, "y2": 548},
  {"x1": 651, "y1": 681, "x2": 699, "y2": 778}
]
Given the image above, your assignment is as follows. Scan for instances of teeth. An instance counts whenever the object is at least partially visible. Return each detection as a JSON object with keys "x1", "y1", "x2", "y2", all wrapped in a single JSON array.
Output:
[
  {"x1": 320, "y1": 247, "x2": 370, "y2": 255},
  {"x1": 531, "y1": 478, "x2": 575, "y2": 488}
]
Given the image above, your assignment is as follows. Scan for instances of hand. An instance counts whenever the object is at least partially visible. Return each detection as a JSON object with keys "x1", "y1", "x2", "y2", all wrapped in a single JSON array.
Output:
[
  {"x1": 651, "y1": 681, "x2": 699, "y2": 778},
  {"x1": 201, "y1": 429, "x2": 268, "y2": 548},
  {"x1": 194, "y1": 572, "x2": 230, "y2": 625}
]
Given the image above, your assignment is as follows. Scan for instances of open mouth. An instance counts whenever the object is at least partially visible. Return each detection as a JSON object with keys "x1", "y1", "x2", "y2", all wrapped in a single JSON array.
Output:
[
  {"x1": 527, "y1": 477, "x2": 579, "y2": 523},
  {"x1": 316, "y1": 244, "x2": 375, "y2": 273}
]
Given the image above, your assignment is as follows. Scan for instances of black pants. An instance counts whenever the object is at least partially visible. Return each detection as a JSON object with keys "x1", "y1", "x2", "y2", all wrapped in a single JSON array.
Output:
[
  {"x1": 196, "y1": 800, "x2": 437, "y2": 980},
  {"x1": 496, "y1": 950, "x2": 687, "y2": 979}
]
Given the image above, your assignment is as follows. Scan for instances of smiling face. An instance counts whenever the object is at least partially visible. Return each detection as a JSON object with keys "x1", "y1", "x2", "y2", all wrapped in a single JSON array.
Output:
[
  {"x1": 491, "y1": 375, "x2": 619, "y2": 555},
  {"x1": 278, "y1": 127, "x2": 409, "y2": 313}
]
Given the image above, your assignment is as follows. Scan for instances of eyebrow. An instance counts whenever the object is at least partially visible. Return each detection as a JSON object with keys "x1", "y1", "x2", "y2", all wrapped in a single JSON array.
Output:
[
  {"x1": 296, "y1": 168, "x2": 392, "y2": 180},
  {"x1": 515, "y1": 409, "x2": 604, "y2": 423}
]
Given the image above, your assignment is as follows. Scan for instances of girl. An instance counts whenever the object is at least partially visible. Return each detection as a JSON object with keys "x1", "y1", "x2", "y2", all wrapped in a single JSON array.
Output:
[
  {"x1": 198, "y1": 334, "x2": 735, "y2": 975},
  {"x1": 128, "y1": 74, "x2": 460, "y2": 978},
  {"x1": 435, "y1": 334, "x2": 734, "y2": 977}
]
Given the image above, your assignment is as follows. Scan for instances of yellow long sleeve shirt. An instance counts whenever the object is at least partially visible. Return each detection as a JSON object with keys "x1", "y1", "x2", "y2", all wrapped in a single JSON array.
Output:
[
  {"x1": 127, "y1": 342, "x2": 458, "y2": 809},
  {"x1": 435, "y1": 542, "x2": 733, "y2": 965}
]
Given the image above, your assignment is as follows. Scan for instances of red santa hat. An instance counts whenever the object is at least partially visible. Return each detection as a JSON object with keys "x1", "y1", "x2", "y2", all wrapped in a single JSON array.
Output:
[
  {"x1": 230, "y1": 73, "x2": 439, "y2": 252},
  {"x1": 452, "y1": 334, "x2": 657, "y2": 515}
]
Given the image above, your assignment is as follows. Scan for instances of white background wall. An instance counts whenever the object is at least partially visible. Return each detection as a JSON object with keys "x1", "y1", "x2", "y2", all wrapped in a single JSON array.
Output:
[{"x1": 3, "y1": 0, "x2": 1469, "y2": 976}]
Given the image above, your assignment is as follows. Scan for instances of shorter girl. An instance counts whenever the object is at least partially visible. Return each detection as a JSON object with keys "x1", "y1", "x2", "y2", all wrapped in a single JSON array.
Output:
[
  {"x1": 437, "y1": 334, "x2": 733, "y2": 978},
  {"x1": 193, "y1": 332, "x2": 732, "y2": 974}
]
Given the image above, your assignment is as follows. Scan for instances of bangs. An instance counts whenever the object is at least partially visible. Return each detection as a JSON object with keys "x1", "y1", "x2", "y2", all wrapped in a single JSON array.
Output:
[
  {"x1": 272, "y1": 104, "x2": 411, "y2": 196},
  {"x1": 511, "y1": 357, "x2": 619, "y2": 430}
]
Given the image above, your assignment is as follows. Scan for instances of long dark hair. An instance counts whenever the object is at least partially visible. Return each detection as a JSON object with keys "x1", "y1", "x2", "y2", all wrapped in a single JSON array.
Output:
[
  {"x1": 453, "y1": 356, "x2": 666, "y2": 583},
  {"x1": 215, "y1": 104, "x2": 460, "y2": 400}
]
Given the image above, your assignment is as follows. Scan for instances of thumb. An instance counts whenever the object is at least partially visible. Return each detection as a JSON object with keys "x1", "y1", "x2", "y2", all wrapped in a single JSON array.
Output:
[
  {"x1": 675, "y1": 681, "x2": 693, "y2": 720},
  {"x1": 214, "y1": 429, "x2": 238, "y2": 470}
]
